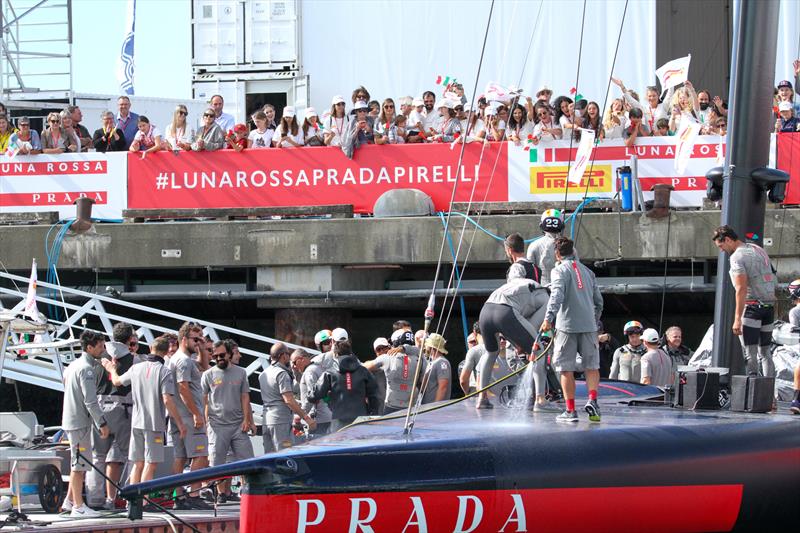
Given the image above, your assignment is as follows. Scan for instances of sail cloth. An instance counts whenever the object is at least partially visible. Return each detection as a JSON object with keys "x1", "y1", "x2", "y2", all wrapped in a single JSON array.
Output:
[
  {"x1": 655, "y1": 55, "x2": 691, "y2": 96},
  {"x1": 117, "y1": 0, "x2": 136, "y2": 95}
]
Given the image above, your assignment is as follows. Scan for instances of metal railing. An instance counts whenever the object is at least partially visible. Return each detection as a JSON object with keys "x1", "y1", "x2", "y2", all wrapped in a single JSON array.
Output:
[{"x1": 0, "y1": 270, "x2": 316, "y2": 410}]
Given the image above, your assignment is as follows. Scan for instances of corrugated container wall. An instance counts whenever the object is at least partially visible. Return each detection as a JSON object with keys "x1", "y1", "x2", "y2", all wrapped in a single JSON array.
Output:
[{"x1": 192, "y1": 0, "x2": 299, "y2": 71}]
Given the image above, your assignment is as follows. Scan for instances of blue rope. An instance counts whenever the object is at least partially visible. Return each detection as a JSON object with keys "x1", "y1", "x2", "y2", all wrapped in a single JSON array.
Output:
[{"x1": 437, "y1": 212, "x2": 471, "y2": 346}]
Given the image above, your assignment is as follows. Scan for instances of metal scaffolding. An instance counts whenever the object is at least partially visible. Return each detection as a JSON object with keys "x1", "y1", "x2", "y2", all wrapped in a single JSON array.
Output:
[{"x1": 0, "y1": 0, "x2": 73, "y2": 101}]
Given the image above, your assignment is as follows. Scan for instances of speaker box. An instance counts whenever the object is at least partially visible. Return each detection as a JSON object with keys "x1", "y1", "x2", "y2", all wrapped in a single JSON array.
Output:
[
  {"x1": 681, "y1": 371, "x2": 720, "y2": 410},
  {"x1": 730, "y1": 375, "x2": 775, "y2": 413}
]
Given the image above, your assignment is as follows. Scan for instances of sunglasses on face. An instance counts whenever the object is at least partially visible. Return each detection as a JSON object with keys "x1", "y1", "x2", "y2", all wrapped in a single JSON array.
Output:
[
  {"x1": 213, "y1": 351, "x2": 228, "y2": 358},
  {"x1": 49, "y1": 119, "x2": 59, "y2": 123},
  {"x1": 203, "y1": 113, "x2": 214, "y2": 118},
  {"x1": 178, "y1": 111, "x2": 188, "y2": 116},
  {"x1": 384, "y1": 105, "x2": 394, "y2": 109}
]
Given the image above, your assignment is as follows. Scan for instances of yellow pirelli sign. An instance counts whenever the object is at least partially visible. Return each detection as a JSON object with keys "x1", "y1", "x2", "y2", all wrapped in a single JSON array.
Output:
[{"x1": 529, "y1": 165, "x2": 613, "y2": 193}]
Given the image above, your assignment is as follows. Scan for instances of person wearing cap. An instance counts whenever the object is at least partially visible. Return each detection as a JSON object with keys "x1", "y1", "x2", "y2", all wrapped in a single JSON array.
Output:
[
  {"x1": 9, "y1": 116, "x2": 41, "y2": 154},
  {"x1": 311, "y1": 339, "x2": 379, "y2": 431},
  {"x1": 540, "y1": 237, "x2": 604, "y2": 423},
  {"x1": 406, "y1": 97, "x2": 427, "y2": 142},
  {"x1": 609, "y1": 320, "x2": 647, "y2": 382},
  {"x1": 210, "y1": 94, "x2": 235, "y2": 132},
  {"x1": 364, "y1": 336, "x2": 425, "y2": 414},
  {"x1": 225, "y1": 123, "x2": 250, "y2": 151},
  {"x1": 375, "y1": 98, "x2": 401, "y2": 145},
  {"x1": 293, "y1": 348, "x2": 333, "y2": 436},
  {"x1": 477, "y1": 266, "x2": 551, "y2": 411},
  {"x1": 640, "y1": 329, "x2": 673, "y2": 387},
  {"x1": 101, "y1": 335, "x2": 184, "y2": 486},
  {"x1": 429, "y1": 99, "x2": 461, "y2": 143},
  {"x1": 536, "y1": 86, "x2": 553, "y2": 106},
  {"x1": 313, "y1": 327, "x2": 346, "y2": 372},
  {"x1": 398, "y1": 96, "x2": 414, "y2": 119},
  {"x1": 260, "y1": 343, "x2": 316, "y2": 451},
  {"x1": 483, "y1": 104, "x2": 506, "y2": 141},
  {"x1": 420, "y1": 334, "x2": 452, "y2": 404},
  {"x1": 527, "y1": 209, "x2": 571, "y2": 286},
  {"x1": 458, "y1": 103, "x2": 486, "y2": 143},
  {"x1": 273, "y1": 106, "x2": 304, "y2": 148},
  {"x1": 89, "y1": 322, "x2": 142, "y2": 509},
  {"x1": 324, "y1": 95, "x2": 350, "y2": 146},
  {"x1": 775, "y1": 79, "x2": 798, "y2": 117},
  {"x1": 505, "y1": 233, "x2": 541, "y2": 283},
  {"x1": 774, "y1": 100, "x2": 800, "y2": 133},
  {"x1": 302, "y1": 107, "x2": 325, "y2": 146},
  {"x1": 192, "y1": 108, "x2": 226, "y2": 151}
]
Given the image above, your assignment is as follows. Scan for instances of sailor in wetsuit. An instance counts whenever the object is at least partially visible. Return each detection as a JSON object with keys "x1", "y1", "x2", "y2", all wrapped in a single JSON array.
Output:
[{"x1": 609, "y1": 320, "x2": 647, "y2": 383}]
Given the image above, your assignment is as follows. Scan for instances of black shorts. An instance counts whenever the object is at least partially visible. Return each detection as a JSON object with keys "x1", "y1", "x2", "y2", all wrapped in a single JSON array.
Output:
[
  {"x1": 479, "y1": 303, "x2": 536, "y2": 355},
  {"x1": 741, "y1": 304, "x2": 774, "y2": 346}
]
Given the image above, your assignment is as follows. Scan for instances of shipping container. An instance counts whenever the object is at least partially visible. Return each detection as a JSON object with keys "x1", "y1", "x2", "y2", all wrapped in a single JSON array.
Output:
[{"x1": 192, "y1": 0, "x2": 300, "y2": 72}]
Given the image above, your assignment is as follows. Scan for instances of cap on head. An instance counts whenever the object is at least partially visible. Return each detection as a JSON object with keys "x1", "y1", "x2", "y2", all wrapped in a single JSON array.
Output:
[
  {"x1": 777, "y1": 80, "x2": 793, "y2": 90},
  {"x1": 778, "y1": 101, "x2": 793, "y2": 112},
  {"x1": 233, "y1": 123, "x2": 248, "y2": 133},
  {"x1": 305, "y1": 107, "x2": 318, "y2": 119},
  {"x1": 314, "y1": 329, "x2": 332, "y2": 346},
  {"x1": 283, "y1": 106, "x2": 296, "y2": 118},
  {"x1": 623, "y1": 320, "x2": 644, "y2": 335},
  {"x1": 331, "y1": 95, "x2": 346, "y2": 105},
  {"x1": 354, "y1": 101, "x2": 368, "y2": 111},
  {"x1": 424, "y1": 333, "x2": 448, "y2": 354},
  {"x1": 641, "y1": 328, "x2": 660, "y2": 344},
  {"x1": 373, "y1": 337, "x2": 390, "y2": 351},
  {"x1": 331, "y1": 327, "x2": 349, "y2": 342}
]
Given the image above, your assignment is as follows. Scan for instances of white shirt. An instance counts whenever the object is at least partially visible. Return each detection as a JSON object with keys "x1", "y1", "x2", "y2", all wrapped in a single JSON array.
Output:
[
  {"x1": 132, "y1": 125, "x2": 162, "y2": 149},
  {"x1": 272, "y1": 124, "x2": 304, "y2": 147},
  {"x1": 422, "y1": 109, "x2": 441, "y2": 133},
  {"x1": 215, "y1": 112, "x2": 235, "y2": 132},
  {"x1": 533, "y1": 119, "x2": 562, "y2": 141},
  {"x1": 507, "y1": 121, "x2": 534, "y2": 141},
  {"x1": 248, "y1": 128, "x2": 272, "y2": 149},
  {"x1": 324, "y1": 114, "x2": 349, "y2": 146},
  {"x1": 460, "y1": 118, "x2": 485, "y2": 139},
  {"x1": 164, "y1": 124, "x2": 193, "y2": 149}
]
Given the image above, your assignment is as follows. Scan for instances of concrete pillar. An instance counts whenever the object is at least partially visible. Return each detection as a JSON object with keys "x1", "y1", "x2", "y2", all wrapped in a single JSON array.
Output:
[{"x1": 274, "y1": 308, "x2": 352, "y2": 348}]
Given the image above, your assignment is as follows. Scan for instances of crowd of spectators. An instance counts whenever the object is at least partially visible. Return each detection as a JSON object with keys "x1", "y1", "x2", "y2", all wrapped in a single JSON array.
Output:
[{"x1": 1, "y1": 59, "x2": 798, "y2": 158}]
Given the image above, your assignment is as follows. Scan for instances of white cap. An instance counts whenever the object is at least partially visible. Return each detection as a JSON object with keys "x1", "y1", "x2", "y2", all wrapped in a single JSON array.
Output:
[
  {"x1": 412, "y1": 97, "x2": 424, "y2": 107},
  {"x1": 537, "y1": 85, "x2": 552, "y2": 96},
  {"x1": 778, "y1": 101, "x2": 793, "y2": 112},
  {"x1": 283, "y1": 106, "x2": 295, "y2": 118},
  {"x1": 353, "y1": 100, "x2": 368, "y2": 111},
  {"x1": 373, "y1": 337, "x2": 390, "y2": 350},
  {"x1": 435, "y1": 99, "x2": 448, "y2": 109},
  {"x1": 331, "y1": 95, "x2": 346, "y2": 105},
  {"x1": 484, "y1": 106, "x2": 497, "y2": 116},
  {"x1": 305, "y1": 107, "x2": 318, "y2": 119},
  {"x1": 332, "y1": 327, "x2": 349, "y2": 342},
  {"x1": 642, "y1": 328, "x2": 660, "y2": 344}
]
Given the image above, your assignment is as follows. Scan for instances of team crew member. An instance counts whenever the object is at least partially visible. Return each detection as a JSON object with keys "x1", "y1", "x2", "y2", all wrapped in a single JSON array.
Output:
[
  {"x1": 527, "y1": 209, "x2": 568, "y2": 286},
  {"x1": 640, "y1": 329, "x2": 673, "y2": 387},
  {"x1": 311, "y1": 340, "x2": 380, "y2": 430},
  {"x1": 311, "y1": 329, "x2": 337, "y2": 371},
  {"x1": 364, "y1": 336, "x2": 425, "y2": 414},
  {"x1": 420, "y1": 334, "x2": 452, "y2": 404},
  {"x1": 202, "y1": 340, "x2": 255, "y2": 500},
  {"x1": 541, "y1": 237, "x2": 604, "y2": 423},
  {"x1": 505, "y1": 233, "x2": 541, "y2": 282},
  {"x1": 712, "y1": 225, "x2": 777, "y2": 376},
  {"x1": 166, "y1": 322, "x2": 210, "y2": 510},
  {"x1": 102, "y1": 335, "x2": 184, "y2": 484},
  {"x1": 610, "y1": 321, "x2": 647, "y2": 383},
  {"x1": 459, "y1": 334, "x2": 487, "y2": 395},
  {"x1": 293, "y1": 349, "x2": 333, "y2": 436},
  {"x1": 787, "y1": 279, "x2": 800, "y2": 327},
  {"x1": 259, "y1": 343, "x2": 316, "y2": 451},
  {"x1": 661, "y1": 326, "x2": 693, "y2": 371},
  {"x1": 61, "y1": 331, "x2": 109, "y2": 518},
  {"x1": 477, "y1": 270, "x2": 550, "y2": 410},
  {"x1": 91, "y1": 322, "x2": 140, "y2": 509}
]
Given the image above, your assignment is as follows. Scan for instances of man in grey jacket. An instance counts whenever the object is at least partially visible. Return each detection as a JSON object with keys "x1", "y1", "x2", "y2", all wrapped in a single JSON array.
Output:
[
  {"x1": 61, "y1": 331, "x2": 110, "y2": 518},
  {"x1": 541, "y1": 237, "x2": 604, "y2": 423}
]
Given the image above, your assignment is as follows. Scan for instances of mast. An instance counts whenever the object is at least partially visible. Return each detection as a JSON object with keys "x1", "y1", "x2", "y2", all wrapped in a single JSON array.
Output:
[{"x1": 710, "y1": 0, "x2": 781, "y2": 373}]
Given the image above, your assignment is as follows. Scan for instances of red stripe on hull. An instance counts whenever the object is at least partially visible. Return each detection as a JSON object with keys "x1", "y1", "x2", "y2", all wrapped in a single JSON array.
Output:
[{"x1": 241, "y1": 484, "x2": 742, "y2": 532}]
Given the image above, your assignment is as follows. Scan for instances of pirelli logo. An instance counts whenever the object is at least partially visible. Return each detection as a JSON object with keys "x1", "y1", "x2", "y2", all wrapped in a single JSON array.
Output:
[{"x1": 530, "y1": 165, "x2": 613, "y2": 193}]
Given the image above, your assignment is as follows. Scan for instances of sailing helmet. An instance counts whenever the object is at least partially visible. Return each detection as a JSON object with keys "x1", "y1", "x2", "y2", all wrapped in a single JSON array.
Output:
[
  {"x1": 314, "y1": 329, "x2": 332, "y2": 347},
  {"x1": 540, "y1": 208, "x2": 565, "y2": 233},
  {"x1": 788, "y1": 279, "x2": 800, "y2": 300},
  {"x1": 623, "y1": 320, "x2": 644, "y2": 335}
]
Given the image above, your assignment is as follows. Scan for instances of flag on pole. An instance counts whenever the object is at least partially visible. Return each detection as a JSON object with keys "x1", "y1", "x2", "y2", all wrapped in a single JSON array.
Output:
[
  {"x1": 484, "y1": 82, "x2": 511, "y2": 102},
  {"x1": 24, "y1": 259, "x2": 44, "y2": 324},
  {"x1": 674, "y1": 114, "x2": 702, "y2": 174},
  {"x1": 117, "y1": 0, "x2": 137, "y2": 95},
  {"x1": 4, "y1": 139, "x2": 20, "y2": 159},
  {"x1": 655, "y1": 54, "x2": 691, "y2": 95},
  {"x1": 568, "y1": 128, "x2": 596, "y2": 184}
]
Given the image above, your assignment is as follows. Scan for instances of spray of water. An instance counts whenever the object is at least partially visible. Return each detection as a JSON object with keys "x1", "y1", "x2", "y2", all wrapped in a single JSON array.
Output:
[{"x1": 508, "y1": 359, "x2": 535, "y2": 420}]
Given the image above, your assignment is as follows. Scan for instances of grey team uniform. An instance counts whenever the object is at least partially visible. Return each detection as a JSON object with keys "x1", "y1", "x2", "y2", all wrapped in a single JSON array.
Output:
[
  {"x1": 609, "y1": 344, "x2": 646, "y2": 383},
  {"x1": 118, "y1": 355, "x2": 174, "y2": 463},
  {"x1": 527, "y1": 233, "x2": 558, "y2": 285},
  {"x1": 166, "y1": 350, "x2": 208, "y2": 459},
  {"x1": 62, "y1": 353, "x2": 106, "y2": 471},
  {"x1": 790, "y1": 306, "x2": 800, "y2": 327},
  {"x1": 421, "y1": 357, "x2": 452, "y2": 404},
  {"x1": 641, "y1": 348, "x2": 673, "y2": 387},
  {"x1": 729, "y1": 243, "x2": 777, "y2": 376},
  {"x1": 371, "y1": 351, "x2": 426, "y2": 413},
  {"x1": 258, "y1": 361, "x2": 295, "y2": 452},
  {"x1": 202, "y1": 364, "x2": 254, "y2": 466},
  {"x1": 299, "y1": 361, "x2": 333, "y2": 433},
  {"x1": 545, "y1": 255, "x2": 603, "y2": 372}
]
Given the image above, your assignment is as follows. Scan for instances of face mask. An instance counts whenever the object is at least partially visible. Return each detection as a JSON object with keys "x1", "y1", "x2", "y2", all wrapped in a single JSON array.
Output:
[{"x1": 699, "y1": 102, "x2": 709, "y2": 110}]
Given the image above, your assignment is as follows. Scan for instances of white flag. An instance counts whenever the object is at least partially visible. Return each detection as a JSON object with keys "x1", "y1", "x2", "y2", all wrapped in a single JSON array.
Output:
[
  {"x1": 655, "y1": 54, "x2": 691, "y2": 95},
  {"x1": 117, "y1": 0, "x2": 136, "y2": 95},
  {"x1": 568, "y1": 128, "x2": 596, "y2": 184},
  {"x1": 674, "y1": 114, "x2": 702, "y2": 174},
  {"x1": 24, "y1": 259, "x2": 44, "y2": 323},
  {"x1": 484, "y1": 81, "x2": 511, "y2": 102}
]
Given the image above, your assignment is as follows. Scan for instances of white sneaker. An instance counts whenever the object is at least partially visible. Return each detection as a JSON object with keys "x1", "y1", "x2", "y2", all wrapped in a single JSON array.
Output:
[
  {"x1": 70, "y1": 504, "x2": 101, "y2": 518},
  {"x1": 62, "y1": 498, "x2": 74, "y2": 512}
]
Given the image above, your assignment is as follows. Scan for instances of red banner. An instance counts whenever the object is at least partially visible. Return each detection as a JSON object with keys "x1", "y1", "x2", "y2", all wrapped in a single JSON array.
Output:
[
  {"x1": 127, "y1": 143, "x2": 508, "y2": 213},
  {"x1": 777, "y1": 132, "x2": 800, "y2": 204}
]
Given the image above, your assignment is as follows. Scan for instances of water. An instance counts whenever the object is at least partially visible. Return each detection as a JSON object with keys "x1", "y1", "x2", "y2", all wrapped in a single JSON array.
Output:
[{"x1": 508, "y1": 361, "x2": 535, "y2": 420}]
